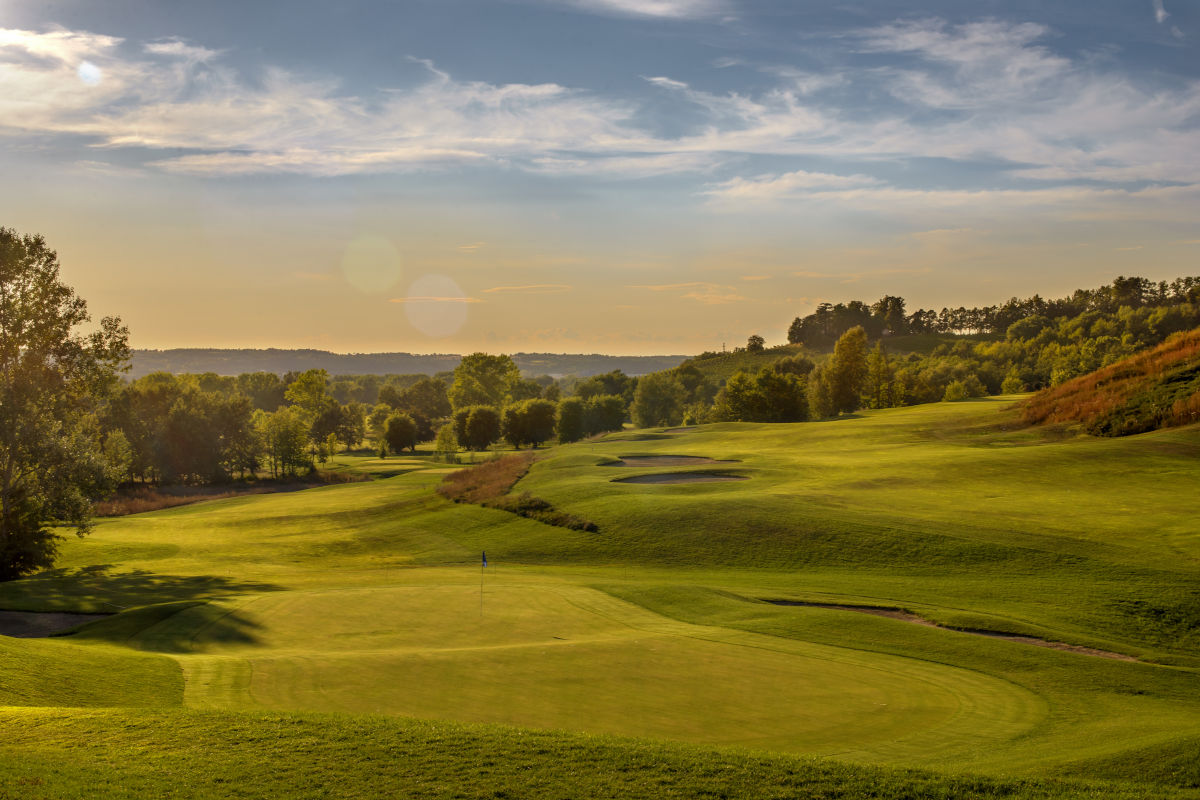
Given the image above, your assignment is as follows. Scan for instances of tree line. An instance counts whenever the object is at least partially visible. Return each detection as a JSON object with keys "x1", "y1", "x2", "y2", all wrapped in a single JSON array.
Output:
[{"x1": 783, "y1": 276, "x2": 1200, "y2": 347}]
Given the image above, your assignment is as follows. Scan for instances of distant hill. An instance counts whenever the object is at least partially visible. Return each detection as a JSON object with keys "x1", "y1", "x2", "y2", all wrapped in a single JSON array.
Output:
[
  {"x1": 1021, "y1": 327, "x2": 1200, "y2": 435},
  {"x1": 128, "y1": 349, "x2": 688, "y2": 379}
]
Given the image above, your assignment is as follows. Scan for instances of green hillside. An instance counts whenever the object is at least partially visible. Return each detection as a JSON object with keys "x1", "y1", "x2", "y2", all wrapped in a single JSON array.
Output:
[{"x1": 2, "y1": 399, "x2": 1199, "y2": 798}]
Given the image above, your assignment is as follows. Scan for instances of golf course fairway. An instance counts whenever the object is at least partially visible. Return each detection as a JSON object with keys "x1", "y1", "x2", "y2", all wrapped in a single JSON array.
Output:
[{"x1": 3, "y1": 397, "x2": 1199, "y2": 798}]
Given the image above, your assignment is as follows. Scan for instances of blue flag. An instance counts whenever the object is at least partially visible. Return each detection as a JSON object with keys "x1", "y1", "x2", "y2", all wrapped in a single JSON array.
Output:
[{"x1": 482, "y1": 551, "x2": 487, "y2": 568}]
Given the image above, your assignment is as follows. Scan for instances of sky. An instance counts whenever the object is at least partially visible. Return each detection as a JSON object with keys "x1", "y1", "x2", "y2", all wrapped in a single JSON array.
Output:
[{"x1": 1, "y1": 0, "x2": 1198, "y2": 355}]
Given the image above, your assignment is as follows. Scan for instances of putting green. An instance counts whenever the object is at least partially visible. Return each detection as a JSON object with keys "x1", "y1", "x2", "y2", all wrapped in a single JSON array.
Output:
[{"x1": 125, "y1": 580, "x2": 1044, "y2": 763}]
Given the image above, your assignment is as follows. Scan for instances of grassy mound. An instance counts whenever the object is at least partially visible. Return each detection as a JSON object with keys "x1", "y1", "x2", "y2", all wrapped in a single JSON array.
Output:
[{"x1": 1021, "y1": 327, "x2": 1200, "y2": 435}]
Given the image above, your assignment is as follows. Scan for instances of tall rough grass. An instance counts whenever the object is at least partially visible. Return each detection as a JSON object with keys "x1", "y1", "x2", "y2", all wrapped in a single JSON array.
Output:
[
  {"x1": 438, "y1": 453, "x2": 597, "y2": 531},
  {"x1": 1021, "y1": 327, "x2": 1200, "y2": 435}
]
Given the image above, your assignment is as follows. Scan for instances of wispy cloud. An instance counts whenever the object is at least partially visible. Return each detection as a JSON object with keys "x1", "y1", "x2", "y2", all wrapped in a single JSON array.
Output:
[
  {"x1": 1153, "y1": 0, "x2": 1169, "y2": 24},
  {"x1": 482, "y1": 284, "x2": 572, "y2": 294},
  {"x1": 703, "y1": 170, "x2": 880, "y2": 203},
  {"x1": 1, "y1": 18, "x2": 1198, "y2": 194}
]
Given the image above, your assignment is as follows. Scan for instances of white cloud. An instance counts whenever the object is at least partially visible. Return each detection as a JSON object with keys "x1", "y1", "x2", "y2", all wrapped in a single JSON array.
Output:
[
  {"x1": 704, "y1": 169, "x2": 880, "y2": 202},
  {"x1": 144, "y1": 39, "x2": 220, "y2": 62},
  {"x1": 1153, "y1": 0, "x2": 1169, "y2": 24},
  {"x1": 1, "y1": 18, "x2": 1198, "y2": 195}
]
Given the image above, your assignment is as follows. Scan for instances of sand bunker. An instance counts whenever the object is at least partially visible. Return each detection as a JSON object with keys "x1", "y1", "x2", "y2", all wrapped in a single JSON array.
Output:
[
  {"x1": 0, "y1": 610, "x2": 109, "y2": 638},
  {"x1": 615, "y1": 472, "x2": 748, "y2": 485},
  {"x1": 765, "y1": 600, "x2": 1136, "y2": 661},
  {"x1": 610, "y1": 455, "x2": 735, "y2": 467}
]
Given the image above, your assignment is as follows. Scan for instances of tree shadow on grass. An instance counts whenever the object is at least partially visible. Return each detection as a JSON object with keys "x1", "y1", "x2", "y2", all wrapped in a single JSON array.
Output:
[{"x1": 0, "y1": 564, "x2": 283, "y2": 613}]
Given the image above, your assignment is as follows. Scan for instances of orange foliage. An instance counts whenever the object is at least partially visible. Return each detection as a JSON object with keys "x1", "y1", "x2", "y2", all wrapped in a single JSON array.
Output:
[{"x1": 1021, "y1": 327, "x2": 1200, "y2": 430}]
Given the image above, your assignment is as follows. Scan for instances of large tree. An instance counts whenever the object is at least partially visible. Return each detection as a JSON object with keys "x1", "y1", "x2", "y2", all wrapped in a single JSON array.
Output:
[
  {"x1": 829, "y1": 325, "x2": 869, "y2": 414},
  {"x1": 0, "y1": 228, "x2": 129, "y2": 580}
]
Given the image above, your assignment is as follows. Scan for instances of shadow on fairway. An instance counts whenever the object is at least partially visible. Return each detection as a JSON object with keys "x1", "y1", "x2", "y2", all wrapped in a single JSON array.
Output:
[{"x1": 1, "y1": 565, "x2": 283, "y2": 612}]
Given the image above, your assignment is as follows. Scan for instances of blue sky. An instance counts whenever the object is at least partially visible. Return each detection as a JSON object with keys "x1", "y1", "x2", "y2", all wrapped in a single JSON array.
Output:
[{"x1": 1, "y1": 0, "x2": 1197, "y2": 353}]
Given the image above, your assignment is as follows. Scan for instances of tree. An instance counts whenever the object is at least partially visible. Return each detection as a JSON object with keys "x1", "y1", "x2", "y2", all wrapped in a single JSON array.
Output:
[
  {"x1": 448, "y1": 353, "x2": 520, "y2": 410},
  {"x1": 433, "y1": 423, "x2": 458, "y2": 461},
  {"x1": 631, "y1": 373, "x2": 686, "y2": 428},
  {"x1": 257, "y1": 407, "x2": 310, "y2": 478},
  {"x1": 807, "y1": 365, "x2": 834, "y2": 419},
  {"x1": 462, "y1": 406, "x2": 501, "y2": 451},
  {"x1": 556, "y1": 397, "x2": 585, "y2": 443},
  {"x1": 829, "y1": 326, "x2": 869, "y2": 414},
  {"x1": 284, "y1": 369, "x2": 331, "y2": 419},
  {"x1": 0, "y1": 229, "x2": 130, "y2": 579},
  {"x1": 384, "y1": 413, "x2": 419, "y2": 453},
  {"x1": 863, "y1": 343, "x2": 897, "y2": 410},
  {"x1": 502, "y1": 399, "x2": 557, "y2": 448},
  {"x1": 584, "y1": 395, "x2": 627, "y2": 435},
  {"x1": 746, "y1": 334, "x2": 765, "y2": 352}
]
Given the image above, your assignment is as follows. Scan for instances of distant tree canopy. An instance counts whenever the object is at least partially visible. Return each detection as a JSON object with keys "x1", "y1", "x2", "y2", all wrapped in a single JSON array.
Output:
[
  {"x1": 787, "y1": 276, "x2": 1200, "y2": 347},
  {"x1": 449, "y1": 353, "x2": 520, "y2": 410},
  {"x1": 574, "y1": 369, "x2": 637, "y2": 404}
]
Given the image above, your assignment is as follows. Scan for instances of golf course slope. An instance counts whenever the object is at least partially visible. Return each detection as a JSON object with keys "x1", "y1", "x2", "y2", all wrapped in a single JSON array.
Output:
[{"x1": 2, "y1": 397, "x2": 1198, "y2": 799}]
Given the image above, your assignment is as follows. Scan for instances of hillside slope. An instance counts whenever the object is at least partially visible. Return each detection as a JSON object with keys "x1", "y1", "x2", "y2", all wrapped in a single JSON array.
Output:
[{"x1": 1022, "y1": 327, "x2": 1200, "y2": 435}]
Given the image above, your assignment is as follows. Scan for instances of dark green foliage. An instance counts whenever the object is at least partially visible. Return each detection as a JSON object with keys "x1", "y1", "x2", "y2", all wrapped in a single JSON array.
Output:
[
  {"x1": 713, "y1": 368, "x2": 808, "y2": 422},
  {"x1": 235, "y1": 372, "x2": 286, "y2": 411},
  {"x1": 746, "y1": 334, "x2": 765, "y2": 352},
  {"x1": 556, "y1": 397, "x2": 585, "y2": 443},
  {"x1": 456, "y1": 406, "x2": 500, "y2": 451},
  {"x1": 502, "y1": 399, "x2": 557, "y2": 448},
  {"x1": 583, "y1": 394, "x2": 626, "y2": 435},
  {"x1": 631, "y1": 372, "x2": 686, "y2": 427},
  {"x1": 574, "y1": 369, "x2": 637, "y2": 405},
  {"x1": 0, "y1": 227, "x2": 129, "y2": 579},
  {"x1": 384, "y1": 413, "x2": 418, "y2": 453}
]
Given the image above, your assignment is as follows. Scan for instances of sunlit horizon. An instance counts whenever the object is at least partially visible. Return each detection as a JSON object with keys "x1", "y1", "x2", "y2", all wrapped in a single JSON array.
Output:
[{"x1": 2, "y1": 1, "x2": 1197, "y2": 355}]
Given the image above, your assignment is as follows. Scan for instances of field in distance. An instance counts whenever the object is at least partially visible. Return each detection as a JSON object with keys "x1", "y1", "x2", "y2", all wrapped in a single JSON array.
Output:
[{"x1": 2, "y1": 397, "x2": 1198, "y2": 798}]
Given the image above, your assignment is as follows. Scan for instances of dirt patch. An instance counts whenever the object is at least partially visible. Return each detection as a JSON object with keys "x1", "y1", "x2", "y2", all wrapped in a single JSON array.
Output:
[
  {"x1": 765, "y1": 600, "x2": 1137, "y2": 661},
  {"x1": 610, "y1": 455, "x2": 736, "y2": 467},
  {"x1": 0, "y1": 610, "x2": 110, "y2": 638},
  {"x1": 615, "y1": 472, "x2": 748, "y2": 485}
]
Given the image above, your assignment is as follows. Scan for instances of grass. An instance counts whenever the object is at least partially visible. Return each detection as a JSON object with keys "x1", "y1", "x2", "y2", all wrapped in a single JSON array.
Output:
[{"x1": 2, "y1": 397, "x2": 1199, "y2": 797}]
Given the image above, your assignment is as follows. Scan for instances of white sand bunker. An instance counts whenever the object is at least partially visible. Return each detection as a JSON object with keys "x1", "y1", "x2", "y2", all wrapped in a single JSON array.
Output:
[
  {"x1": 610, "y1": 455, "x2": 735, "y2": 467},
  {"x1": 614, "y1": 472, "x2": 748, "y2": 484},
  {"x1": 0, "y1": 610, "x2": 109, "y2": 638}
]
